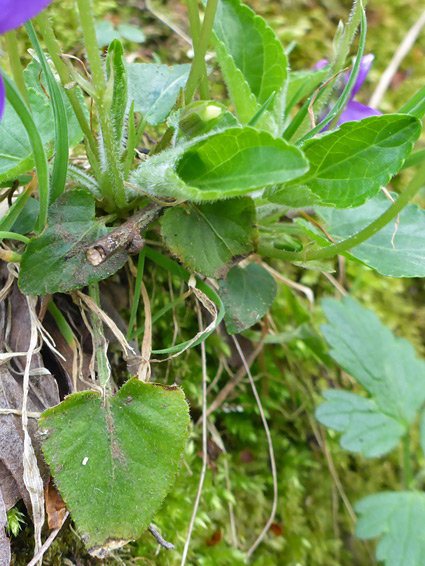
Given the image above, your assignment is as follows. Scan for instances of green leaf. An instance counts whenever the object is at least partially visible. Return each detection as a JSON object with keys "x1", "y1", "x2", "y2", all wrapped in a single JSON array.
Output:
[
  {"x1": 117, "y1": 24, "x2": 146, "y2": 44},
  {"x1": 316, "y1": 390, "x2": 405, "y2": 458},
  {"x1": 24, "y1": 59, "x2": 85, "y2": 149},
  {"x1": 95, "y1": 20, "x2": 121, "y2": 48},
  {"x1": 355, "y1": 492, "x2": 425, "y2": 566},
  {"x1": 285, "y1": 68, "x2": 328, "y2": 113},
  {"x1": 132, "y1": 127, "x2": 308, "y2": 202},
  {"x1": 0, "y1": 60, "x2": 84, "y2": 184},
  {"x1": 19, "y1": 190, "x2": 128, "y2": 295},
  {"x1": 219, "y1": 263, "x2": 276, "y2": 334},
  {"x1": 318, "y1": 192, "x2": 425, "y2": 277},
  {"x1": 26, "y1": 22, "x2": 69, "y2": 204},
  {"x1": 39, "y1": 378, "x2": 189, "y2": 554},
  {"x1": 211, "y1": 0, "x2": 288, "y2": 133},
  {"x1": 279, "y1": 114, "x2": 421, "y2": 208},
  {"x1": 320, "y1": 297, "x2": 425, "y2": 425},
  {"x1": 176, "y1": 128, "x2": 308, "y2": 199},
  {"x1": 128, "y1": 63, "x2": 190, "y2": 126},
  {"x1": 161, "y1": 198, "x2": 258, "y2": 277},
  {"x1": 264, "y1": 183, "x2": 323, "y2": 208}
]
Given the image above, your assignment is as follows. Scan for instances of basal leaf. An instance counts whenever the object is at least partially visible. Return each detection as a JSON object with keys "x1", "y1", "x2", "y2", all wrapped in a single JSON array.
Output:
[
  {"x1": 321, "y1": 297, "x2": 425, "y2": 425},
  {"x1": 355, "y1": 492, "x2": 425, "y2": 566},
  {"x1": 211, "y1": 0, "x2": 288, "y2": 133},
  {"x1": 282, "y1": 114, "x2": 421, "y2": 208},
  {"x1": 132, "y1": 127, "x2": 308, "y2": 201},
  {"x1": 318, "y1": 192, "x2": 425, "y2": 277},
  {"x1": 39, "y1": 379, "x2": 189, "y2": 554},
  {"x1": 128, "y1": 63, "x2": 190, "y2": 126},
  {"x1": 161, "y1": 198, "x2": 258, "y2": 277},
  {"x1": 315, "y1": 390, "x2": 405, "y2": 458},
  {"x1": 219, "y1": 263, "x2": 277, "y2": 334},
  {"x1": 19, "y1": 190, "x2": 128, "y2": 295}
]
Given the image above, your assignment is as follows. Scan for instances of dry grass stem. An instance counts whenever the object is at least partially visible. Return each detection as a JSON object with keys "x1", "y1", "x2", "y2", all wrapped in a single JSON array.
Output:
[
  {"x1": 25, "y1": 511, "x2": 70, "y2": 566},
  {"x1": 369, "y1": 9, "x2": 425, "y2": 108},
  {"x1": 22, "y1": 296, "x2": 45, "y2": 565},
  {"x1": 138, "y1": 282, "x2": 152, "y2": 382},
  {"x1": 180, "y1": 305, "x2": 208, "y2": 566},
  {"x1": 231, "y1": 336, "x2": 278, "y2": 559}
]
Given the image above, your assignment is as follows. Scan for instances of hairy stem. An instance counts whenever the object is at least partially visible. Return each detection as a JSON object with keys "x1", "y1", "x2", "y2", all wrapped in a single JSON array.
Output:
[{"x1": 76, "y1": 0, "x2": 126, "y2": 209}]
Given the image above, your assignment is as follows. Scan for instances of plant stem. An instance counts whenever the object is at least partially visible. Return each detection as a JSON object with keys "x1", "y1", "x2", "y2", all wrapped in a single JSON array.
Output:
[
  {"x1": 186, "y1": 0, "x2": 210, "y2": 100},
  {"x1": 88, "y1": 283, "x2": 110, "y2": 390},
  {"x1": 403, "y1": 430, "x2": 413, "y2": 489},
  {"x1": 36, "y1": 12, "x2": 99, "y2": 163},
  {"x1": 259, "y1": 158, "x2": 425, "y2": 263},
  {"x1": 4, "y1": 32, "x2": 29, "y2": 106},
  {"x1": 184, "y1": 0, "x2": 218, "y2": 103},
  {"x1": 76, "y1": 0, "x2": 126, "y2": 209}
]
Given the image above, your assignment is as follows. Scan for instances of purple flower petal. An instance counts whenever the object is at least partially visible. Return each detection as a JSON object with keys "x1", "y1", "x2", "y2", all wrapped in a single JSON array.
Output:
[
  {"x1": 337, "y1": 100, "x2": 381, "y2": 125},
  {"x1": 0, "y1": 0, "x2": 53, "y2": 35},
  {"x1": 0, "y1": 74, "x2": 4, "y2": 121},
  {"x1": 313, "y1": 59, "x2": 329, "y2": 71},
  {"x1": 346, "y1": 53, "x2": 375, "y2": 99}
]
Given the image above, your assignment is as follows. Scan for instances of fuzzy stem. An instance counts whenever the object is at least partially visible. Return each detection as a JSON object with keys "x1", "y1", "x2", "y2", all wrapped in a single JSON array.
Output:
[
  {"x1": 259, "y1": 158, "x2": 425, "y2": 264},
  {"x1": 4, "y1": 32, "x2": 29, "y2": 106},
  {"x1": 76, "y1": 0, "x2": 126, "y2": 209},
  {"x1": 184, "y1": 0, "x2": 218, "y2": 103}
]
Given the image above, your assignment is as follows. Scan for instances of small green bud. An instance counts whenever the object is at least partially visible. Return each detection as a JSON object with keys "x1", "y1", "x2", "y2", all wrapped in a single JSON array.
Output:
[{"x1": 179, "y1": 101, "x2": 225, "y2": 137}]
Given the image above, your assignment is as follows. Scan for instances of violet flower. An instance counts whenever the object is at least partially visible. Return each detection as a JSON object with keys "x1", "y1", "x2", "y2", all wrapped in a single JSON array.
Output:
[
  {"x1": 315, "y1": 54, "x2": 381, "y2": 128},
  {"x1": 0, "y1": 0, "x2": 53, "y2": 119}
]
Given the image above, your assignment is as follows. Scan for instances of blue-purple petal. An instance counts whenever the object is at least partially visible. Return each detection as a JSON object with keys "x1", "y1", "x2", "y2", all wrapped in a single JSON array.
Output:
[
  {"x1": 0, "y1": 74, "x2": 4, "y2": 121},
  {"x1": 313, "y1": 59, "x2": 329, "y2": 71},
  {"x1": 346, "y1": 53, "x2": 375, "y2": 99},
  {"x1": 0, "y1": 0, "x2": 53, "y2": 35},
  {"x1": 337, "y1": 100, "x2": 381, "y2": 125}
]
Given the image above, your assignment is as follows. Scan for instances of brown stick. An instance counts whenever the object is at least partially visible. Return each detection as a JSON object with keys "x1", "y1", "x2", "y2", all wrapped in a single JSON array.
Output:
[
  {"x1": 86, "y1": 202, "x2": 163, "y2": 266},
  {"x1": 148, "y1": 524, "x2": 175, "y2": 550}
]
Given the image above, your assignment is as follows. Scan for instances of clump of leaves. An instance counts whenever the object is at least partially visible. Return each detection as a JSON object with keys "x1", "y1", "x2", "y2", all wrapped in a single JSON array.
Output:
[{"x1": 1, "y1": 0, "x2": 425, "y2": 564}]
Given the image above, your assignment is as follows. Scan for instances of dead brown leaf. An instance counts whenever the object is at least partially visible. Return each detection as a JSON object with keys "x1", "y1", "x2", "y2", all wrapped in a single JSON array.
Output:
[{"x1": 45, "y1": 478, "x2": 67, "y2": 530}]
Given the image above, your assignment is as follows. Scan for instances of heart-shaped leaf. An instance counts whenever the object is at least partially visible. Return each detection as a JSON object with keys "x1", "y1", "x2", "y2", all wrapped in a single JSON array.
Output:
[
  {"x1": 210, "y1": 0, "x2": 288, "y2": 133},
  {"x1": 219, "y1": 263, "x2": 277, "y2": 334},
  {"x1": 161, "y1": 198, "x2": 258, "y2": 277},
  {"x1": 132, "y1": 127, "x2": 308, "y2": 202},
  {"x1": 39, "y1": 379, "x2": 190, "y2": 555},
  {"x1": 19, "y1": 190, "x2": 128, "y2": 295},
  {"x1": 268, "y1": 114, "x2": 421, "y2": 208}
]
